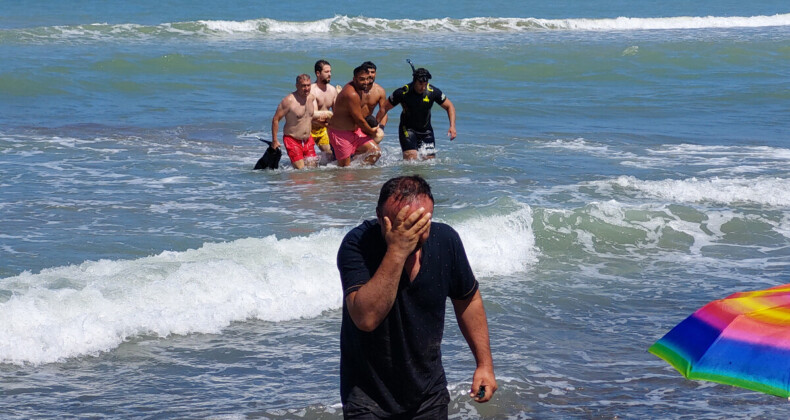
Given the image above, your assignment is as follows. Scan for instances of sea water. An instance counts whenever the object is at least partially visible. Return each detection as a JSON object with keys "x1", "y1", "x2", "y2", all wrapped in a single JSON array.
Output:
[{"x1": 1, "y1": 0, "x2": 789, "y2": 417}]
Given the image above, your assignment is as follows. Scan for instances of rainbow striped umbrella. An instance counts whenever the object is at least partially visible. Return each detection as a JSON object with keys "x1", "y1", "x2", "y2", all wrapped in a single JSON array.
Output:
[{"x1": 649, "y1": 283, "x2": 790, "y2": 398}]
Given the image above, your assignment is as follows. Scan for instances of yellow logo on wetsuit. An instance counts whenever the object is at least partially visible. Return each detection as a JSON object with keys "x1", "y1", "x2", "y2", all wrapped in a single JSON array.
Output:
[{"x1": 423, "y1": 84, "x2": 433, "y2": 102}]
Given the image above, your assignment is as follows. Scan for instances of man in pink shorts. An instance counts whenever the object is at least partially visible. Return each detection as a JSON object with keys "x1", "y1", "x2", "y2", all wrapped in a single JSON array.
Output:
[
  {"x1": 271, "y1": 74, "x2": 319, "y2": 169},
  {"x1": 328, "y1": 65, "x2": 382, "y2": 167}
]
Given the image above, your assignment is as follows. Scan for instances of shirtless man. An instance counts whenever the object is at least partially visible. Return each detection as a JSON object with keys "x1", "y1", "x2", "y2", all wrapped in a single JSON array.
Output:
[
  {"x1": 328, "y1": 66, "x2": 382, "y2": 167},
  {"x1": 360, "y1": 61, "x2": 389, "y2": 143},
  {"x1": 310, "y1": 59, "x2": 337, "y2": 155},
  {"x1": 271, "y1": 74, "x2": 318, "y2": 170}
]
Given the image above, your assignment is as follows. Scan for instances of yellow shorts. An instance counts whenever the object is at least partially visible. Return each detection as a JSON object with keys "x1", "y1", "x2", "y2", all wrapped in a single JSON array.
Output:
[{"x1": 311, "y1": 126, "x2": 330, "y2": 147}]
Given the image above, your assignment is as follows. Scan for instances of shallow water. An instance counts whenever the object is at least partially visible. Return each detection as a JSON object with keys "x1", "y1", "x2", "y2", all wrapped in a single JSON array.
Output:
[{"x1": 2, "y1": 0, "x2": 790, "y2": 417}]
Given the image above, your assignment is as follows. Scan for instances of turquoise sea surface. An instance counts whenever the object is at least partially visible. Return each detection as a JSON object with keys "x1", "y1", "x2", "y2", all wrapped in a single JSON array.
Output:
[{"x1": 2, "y1": 0, "x2": 790, "y2": 417}]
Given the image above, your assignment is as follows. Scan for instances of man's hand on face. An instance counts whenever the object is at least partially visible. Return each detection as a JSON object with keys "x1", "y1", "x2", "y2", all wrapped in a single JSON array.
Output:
[{"x1": 381, "y1": 204, "x2": 431, "y2": 259}]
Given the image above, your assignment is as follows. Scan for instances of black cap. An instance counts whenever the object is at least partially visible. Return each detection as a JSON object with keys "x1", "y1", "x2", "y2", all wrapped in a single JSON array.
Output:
[{"x1": 413, "y1": 68, "x2": 432, "y2": 82}]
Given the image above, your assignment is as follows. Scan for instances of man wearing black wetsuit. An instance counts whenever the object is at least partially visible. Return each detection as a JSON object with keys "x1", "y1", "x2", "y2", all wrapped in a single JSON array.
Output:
[{"x1": 382, "y1": 68, "x2": 457, "y2": 160}]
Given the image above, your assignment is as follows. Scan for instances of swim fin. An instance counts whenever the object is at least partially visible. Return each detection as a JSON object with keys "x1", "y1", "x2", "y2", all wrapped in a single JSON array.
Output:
[{"x1": 253, "y1": 138, "x2": 282, "y2": 170}]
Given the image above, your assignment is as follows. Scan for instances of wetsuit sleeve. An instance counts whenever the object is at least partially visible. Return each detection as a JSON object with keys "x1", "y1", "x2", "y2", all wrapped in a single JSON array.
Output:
[
  {"x1": 388, "y1": 86, "x2": 405, "y2": 106},
  {"x1": 430, "y1": 86, "x2": 446, "y2": 105},
  {"x1": 446, "y1": 226, "x2": 479, "y2": 300}
]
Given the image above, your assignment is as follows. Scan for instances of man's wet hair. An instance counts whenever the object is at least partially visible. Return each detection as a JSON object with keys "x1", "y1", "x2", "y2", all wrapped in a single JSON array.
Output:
[
  {"x1": 353, "y1": 65, "x2": 367, "y2": 77},
  {"x1": 296, "y1": 73, "x2": 311, "y2": 84},
  {"x1": 376, "y1": 175, "x2": 434, "y2": 215},
  {"x1": 361, "y1": 61, "x2": 377, "y2": 72},
  {"x1": 314, "y1": 59, "x2": 330, "y2": 74},
  {"x1": 412, "y1": 68, "x2": 432, "y2": 83}
]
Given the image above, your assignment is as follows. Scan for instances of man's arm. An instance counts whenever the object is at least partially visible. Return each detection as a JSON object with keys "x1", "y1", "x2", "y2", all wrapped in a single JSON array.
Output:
[
  {"x1": 310, "y1": 96, "x2": 330, "y2": 128},
  {"x1": 375, "y1": 86, "x2": 389, "y2": 128},
  {"x1": 271, "y1": 97, "x2": 288, "y2": 149},
  {"x1": 379, "y1": 91, "x2": 400, "y2": 124},
  {"x1": 345, "y1": 205, "x2": 431, "y2": 332},
  {"x1": 452, "y1": 289, "x2": 497, "y2": 403},
  {"x1": 440, "y1": 98, "x2": 456, "y2": 140},
  {"x1": 345, "y1": 87, "x2": 377, "y2": 137}
]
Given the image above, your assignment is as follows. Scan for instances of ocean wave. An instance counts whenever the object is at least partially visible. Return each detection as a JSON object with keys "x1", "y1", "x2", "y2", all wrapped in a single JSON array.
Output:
[
  {"x1": 0, "y1": 208, "x2": 536, "y2": 365},
  {"x1": 544, "y1": 141, "x2": 790, "y2": 175},
  {"x1": 3, "y1": 13, "x2": 790, "y2": 42},
  {"x1": 600, "y1": 175, "x2": 790, "y2": 207},
  {"x1": 534, "y1": 197, "x2": 790, "y2": 268}
]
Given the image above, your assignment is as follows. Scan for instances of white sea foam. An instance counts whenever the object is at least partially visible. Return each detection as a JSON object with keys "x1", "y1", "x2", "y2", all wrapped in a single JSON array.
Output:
[
  {"x1": 601, "y1": 175, "x2": 790, "y2": 207},
  {"x1": 454, "y1": 206, "x2": 538, "y2": 277},
  {"x1": 197, "y1": 19, "x2": 262, "y2": 34},
  {"x1": 541, "y1": 138, "x2": 638, "y2": 160},
  {"x1": 0, "y1": 209, "x2": 536, "y2": 364},
  {"x1": 264, "y1": 17, "x2": 336, "y2": 34},
  {"x1": 585, "y1": 200, "x2": 731, "y2": 256},
  {"x1": 623, "y1": 143, "x2": 790, "y2": 172},
  {"x1": 14, "y1": 14, "x2": 790, "y2": 42},
  {"x1": 530, "y1": 14, "x2": 790, "y2": 31}
]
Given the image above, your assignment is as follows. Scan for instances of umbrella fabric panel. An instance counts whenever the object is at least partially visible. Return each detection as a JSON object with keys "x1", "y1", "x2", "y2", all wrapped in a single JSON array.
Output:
[
  {"x1": 650, "y1": 313, "x2": 721, "y2": 375},
  {"x1": 692, "y1": 337, "x2": 790, "y2": 398},
  {"x1": 650, "y1": 283, "x2": 790, "y2": 398},
  {"x1": 650, "y1": 315, "x2": 790, "y2": 398}
]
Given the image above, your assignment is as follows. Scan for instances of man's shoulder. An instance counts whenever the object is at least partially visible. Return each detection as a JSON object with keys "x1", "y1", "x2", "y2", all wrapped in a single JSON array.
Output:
[
  {"x1": 427, "y1": 85, "x2": 446, "y2": 103},
  {"x1": 430, "y1": 221, "x2": 459, "y2": 238},
  {"x1": 338, "y1": 83, "x2": 360, "y2": 100},
  {"x1": 424, "y1": 222, "x2": 462, "y2": 250},
  {"x1": 372, "y1": 83, "x2": 386, "y2": 96},
  {"x1": 388, "y1": 84, "x2": 410, "y2": 103},
  {"x1": 393, "y1": 83, "x2": 410, "y2": 94},
  {"x1": 342, "y1": 219, "x2": 380, "y2": 244}
]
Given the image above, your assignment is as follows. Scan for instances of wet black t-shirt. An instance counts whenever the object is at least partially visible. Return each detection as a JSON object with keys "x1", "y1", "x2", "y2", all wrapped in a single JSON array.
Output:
[
  {"x1": 388, "y1": 83, "x2": 447, "y2": 131},
  {"x1": 337, "y1": 220, "x2": 478, "y2": 415}
]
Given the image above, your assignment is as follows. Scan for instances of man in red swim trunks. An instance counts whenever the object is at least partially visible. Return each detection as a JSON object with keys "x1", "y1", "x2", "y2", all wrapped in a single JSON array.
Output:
[
  {"x1": 328, "y1": 65, "x2": 383, "y2": 167},
  {"x1": 271, "y1": 74, "x2": 319, "y2": 169}
]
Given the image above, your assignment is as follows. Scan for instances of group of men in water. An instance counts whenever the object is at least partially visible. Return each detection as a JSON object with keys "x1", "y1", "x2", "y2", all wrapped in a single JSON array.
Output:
[
  {"x1": 271, "y1": 60, "x2": 457, "y2": 169},
  {"x1": 272, "y1": 62, "x2": 496, "y2": 419}
]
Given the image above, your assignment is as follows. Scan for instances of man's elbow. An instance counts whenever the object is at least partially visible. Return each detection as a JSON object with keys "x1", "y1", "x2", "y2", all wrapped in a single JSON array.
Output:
[
  {"x1": 346, "y1": 292, "x2": 385, "y2": 331},
  {"x1": 347, "y1": 303, "x2": 382, "y2": 332},
  {"x1": 350, "y1": 313, "x2": 381, "y2": 332}
]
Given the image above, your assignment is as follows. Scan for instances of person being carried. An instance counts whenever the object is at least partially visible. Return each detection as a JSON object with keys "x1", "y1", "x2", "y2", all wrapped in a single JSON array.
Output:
[
  {"x1": 271, "y1": 74, "x2": 320, "y2": 169},
  {"x1": 381, "y1": 65, "x2": 456, "y2": 160},
  {"x1": 337, "y1": 175, "x2": 497, "y2": 419},
  {"x1": 328, "y1": 65, "x2": 383, "y2": 168},
  {"x1": 310, "y1": 59, "x2": 338, "y2": 157},
  {"x1": 359, "y1": 61, "x2": 389, "y2": 144}
]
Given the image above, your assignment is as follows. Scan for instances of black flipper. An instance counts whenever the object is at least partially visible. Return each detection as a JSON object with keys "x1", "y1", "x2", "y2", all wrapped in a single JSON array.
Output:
[{"x1": 253, "y1": 138, "x2": 282, "y2": 170}]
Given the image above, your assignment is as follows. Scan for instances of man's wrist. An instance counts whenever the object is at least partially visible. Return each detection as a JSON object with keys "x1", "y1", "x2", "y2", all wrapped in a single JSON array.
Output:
[{"x1": 476, "y1": 361, "x2": 494, "y2": 369}]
